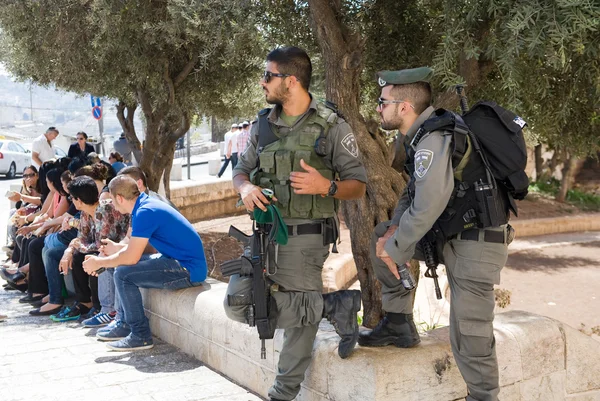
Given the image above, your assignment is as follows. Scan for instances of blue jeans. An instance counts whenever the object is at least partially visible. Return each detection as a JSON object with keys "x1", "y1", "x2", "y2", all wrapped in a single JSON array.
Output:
[
  {"x1": 114, "y1": 254, "x2": 200, "y2": 340},
  {"x1": 42, "y1": 241, "x2": 68, "y2": 305},
  {"x1": 98, "y1": 269, "x2": 115, "y2": 314}
]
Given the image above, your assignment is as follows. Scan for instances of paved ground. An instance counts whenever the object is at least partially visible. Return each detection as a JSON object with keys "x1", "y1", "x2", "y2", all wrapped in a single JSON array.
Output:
[{"x1": 0, "y1": 291, "x2": 264, "y2": 401}]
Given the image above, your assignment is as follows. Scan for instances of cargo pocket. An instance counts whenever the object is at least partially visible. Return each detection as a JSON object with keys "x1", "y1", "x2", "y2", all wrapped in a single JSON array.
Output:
[
  {"x1": 313, "y1": 169, "x2": 335, "y2": 217},
  {"x1": 458, "y1": 319, "x2": 494, "y2": 357},
  {"x1": 259, "y1": 152, "x2": 275, "y2": 174},
  {"x1": 274, "y1": 151, "x2": 292, "y2": 209},
  {"x1": 450, "y1": 238, "x2": 506, "y2": 284},
  {"x1": 290, "y1": 150, "x2": 314, "y2": 218},
  {"x1": 301, "y1": 247, "x2": 330, "y2": 269}
]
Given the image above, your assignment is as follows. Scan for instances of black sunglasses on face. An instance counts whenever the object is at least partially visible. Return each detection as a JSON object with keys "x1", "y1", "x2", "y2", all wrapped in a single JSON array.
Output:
[
  {"x1": 263, "y1": 70, "x2": 290, "y2": 83},
  {"x1": 23, "y1": 173, "x2": 36, "y2": 178}
]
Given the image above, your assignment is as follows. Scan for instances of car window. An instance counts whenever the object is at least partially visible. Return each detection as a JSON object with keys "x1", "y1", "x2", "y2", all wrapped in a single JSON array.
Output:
[
  {"x1": 13, "y1": 142, "x2": 26, "y2": 153},
  {"x1": 7, "y1": 142, "x2": 18, "y2": 152},
  {"x1": 55, "y1": 147, "x2": 67, "y2": 157},
  {"x1": 0, "y1": 141, "x2": 3, "y2": 148}
]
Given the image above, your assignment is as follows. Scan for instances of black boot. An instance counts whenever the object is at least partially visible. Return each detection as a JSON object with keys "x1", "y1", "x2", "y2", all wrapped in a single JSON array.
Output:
[
  {"x1": 358, "y1": 312, "x2": 420, "y2": 348},
  {"x1": 322, "y1": 290, "x2": 361, "y2": 359}
]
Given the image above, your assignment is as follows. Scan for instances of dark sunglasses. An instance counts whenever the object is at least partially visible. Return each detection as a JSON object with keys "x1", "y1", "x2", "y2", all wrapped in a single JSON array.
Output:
[
  {"x1": 263, "y1": 70, "x2": 290, "y2": 83},
  {"x1": 23, "y1": 173, "x2": 36, "y2": 178},
  {"x1": 377, "y1": 97, "x2": 415, "y2": 109},
  {"x1": 77, "y1": 137, "x2": 85, "y2": 141}
]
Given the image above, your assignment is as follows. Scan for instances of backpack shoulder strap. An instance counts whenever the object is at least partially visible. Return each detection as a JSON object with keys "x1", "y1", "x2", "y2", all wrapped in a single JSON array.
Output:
[
  {"x1": 411, "y1": 109, "x2": 469, "y2": 169},
  {"x1": 257, "y1": 108, "x2": 279, "y2": 153}
]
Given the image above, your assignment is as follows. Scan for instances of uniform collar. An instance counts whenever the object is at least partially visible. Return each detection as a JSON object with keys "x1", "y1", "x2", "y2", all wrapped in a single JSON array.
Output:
[
  {"x1": 405, "y1": 106, "x2": 436, "y2": 142},
  {"x1": 267, "y1": 94, "x2": 318, "y2": 127}
]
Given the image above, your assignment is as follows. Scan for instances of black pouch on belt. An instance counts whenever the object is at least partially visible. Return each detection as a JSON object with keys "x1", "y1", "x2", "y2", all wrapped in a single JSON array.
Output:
[{"x1": 323, "y1": 216, "x2": 340, "y2": 253}]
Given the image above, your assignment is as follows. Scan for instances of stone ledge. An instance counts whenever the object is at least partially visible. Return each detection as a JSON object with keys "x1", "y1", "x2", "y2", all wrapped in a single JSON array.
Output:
[
  {"x1": 511, "y1": 213, "x2": 600, "y2": 238},
  {"x1": 142, "y1": 282, "x2": 600, "y2": 401}
]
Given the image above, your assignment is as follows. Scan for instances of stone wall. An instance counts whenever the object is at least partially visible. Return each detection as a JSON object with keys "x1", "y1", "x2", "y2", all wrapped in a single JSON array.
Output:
[
  {"x1": 170, "y1": 181, "x2": 244, "y2": 223},
  {"x1": 143, "y1": 282, "x2": 600, "y2": 401}
]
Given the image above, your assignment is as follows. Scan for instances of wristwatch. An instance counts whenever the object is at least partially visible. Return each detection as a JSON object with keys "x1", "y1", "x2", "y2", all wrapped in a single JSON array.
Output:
[{"x1": 326, "y1": 180, "x2": 338, "y2": 197}]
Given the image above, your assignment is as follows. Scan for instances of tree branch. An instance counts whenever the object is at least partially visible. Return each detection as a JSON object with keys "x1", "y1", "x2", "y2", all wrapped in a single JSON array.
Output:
[
  {"x1": 163, "y1": 60, "x2": 175, "y2": 106},
  {"x1": 173, "y1": 56, "x2": 198, "y2": 88}
]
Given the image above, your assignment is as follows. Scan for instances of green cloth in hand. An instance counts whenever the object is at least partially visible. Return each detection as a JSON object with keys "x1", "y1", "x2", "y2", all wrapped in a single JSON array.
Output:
[{"x1": 253, "y1": 204, "x2": 288, "y2": 245}]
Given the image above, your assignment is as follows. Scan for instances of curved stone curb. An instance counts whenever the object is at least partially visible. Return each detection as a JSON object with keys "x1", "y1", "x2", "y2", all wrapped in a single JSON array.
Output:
[{"x1": 142, "y1": 283, "x2": 600, "y2": 401}]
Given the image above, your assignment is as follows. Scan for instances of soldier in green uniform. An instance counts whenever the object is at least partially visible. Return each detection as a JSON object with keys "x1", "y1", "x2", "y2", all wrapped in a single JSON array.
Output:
[
  {"x1": 224, "y1": 46, "x2": 367, "y2": 401},
  {"x1": 359, "y1": 68, "x2": 510, "y2": 401}
]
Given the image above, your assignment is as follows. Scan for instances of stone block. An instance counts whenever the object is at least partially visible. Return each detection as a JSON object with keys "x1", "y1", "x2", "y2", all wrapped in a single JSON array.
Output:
[
  {"x1": 565, "y1": 391, "x2": 600, "y2": 400},
  {"x1": 560, "y1": 323, "x2": 600, "y2": 394},
  {"x1": 519, "y1": 371, "x2": 566, "y2": 401},
  {"x1": 499, "y1": 382, "x2": 521, "y2": 401},
  {"x1": 495, "y1": 311, "x2": 564, "y2": 380}
]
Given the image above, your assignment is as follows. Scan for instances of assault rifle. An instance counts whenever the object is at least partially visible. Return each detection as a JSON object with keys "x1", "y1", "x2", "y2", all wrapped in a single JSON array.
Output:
[{"x1": 221, "y1": 223, "x2": 277, "y2": 359}]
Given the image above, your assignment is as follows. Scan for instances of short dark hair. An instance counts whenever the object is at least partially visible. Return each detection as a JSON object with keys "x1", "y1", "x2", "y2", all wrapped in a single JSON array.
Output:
[
  {"x1": 110, "y1": 152, "x2": 124, "y2": 162},
  {"x1": 390, "y1": 82, "x2": 432, "y2": 114},
  {"x1": 47, "y1": 126, "x2": 59, "y2": 135},
  {"x1": 76, "y1": 131, "x2": 88, "y2": 140},
  {"x1": 68, "y1": 176, "x2": 99, "y2": 206},
  {"x1": 109, "y1": 175, "x2": 140, "y2": 200},
  {"x1": 46, "y1": 168, "x2": 67, "y2": 197},
  {"x1": 266, "y1": 46, "x2": 312, "y2": 91},
  {"x1": 118, "y1": 166, "x2": 147, "y2": 189}
]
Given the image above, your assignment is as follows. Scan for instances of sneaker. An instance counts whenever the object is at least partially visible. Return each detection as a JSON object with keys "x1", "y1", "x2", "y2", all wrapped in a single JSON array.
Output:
[
  {"x1": 96, "y1": 320, "x2": 131, "y2": 341},
  {"x1": 50, "y1": 305, "x2": 71, "y2": 320},
  {"x1": 106, "y1": 334, "x2": 154, "y2": 351},
  {"x1": 97, "y1": 319, "x2": 118, "y2": 334},
  {"x1": 82, "y1": 312, "x2": 115, "y2": 328},
  {"x1": 51, "y1": 302, "x2": 91, "y2": 322}
]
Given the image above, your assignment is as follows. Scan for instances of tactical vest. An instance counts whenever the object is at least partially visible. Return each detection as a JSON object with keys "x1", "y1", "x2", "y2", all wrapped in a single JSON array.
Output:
[
  {"x1": 405, "y1": 111, "x2": 510, "y2": 240},
  {"x1": 251, "y1": 103, "x2": 340, "y2": 220}
]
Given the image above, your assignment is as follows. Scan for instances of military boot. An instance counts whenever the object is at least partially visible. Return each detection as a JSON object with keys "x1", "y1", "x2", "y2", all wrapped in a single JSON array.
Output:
[
  {"x1": 322, "y1": 290, "x2": 361, "y2": 359},
  {"x1": 358, "y1": 312, "x2": 420, "y2": 348}
]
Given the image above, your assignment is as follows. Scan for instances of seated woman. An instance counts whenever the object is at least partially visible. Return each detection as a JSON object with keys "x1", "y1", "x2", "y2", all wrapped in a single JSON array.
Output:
[
  {"x1": 75, "y1": 163, "x2": 111, "y2": 201},
  {"x1": 109, "y1": 152, "x2": 127, "y2": 174},
  {"x1": 11, "y1": 168, "x2": 70, "y2": 302},
  {"x1": 51, "y1": 176, "x2": 130, "y2": 322},
  {"x1": 5, "y1": 165, "x2": 42, "y2": 252}
]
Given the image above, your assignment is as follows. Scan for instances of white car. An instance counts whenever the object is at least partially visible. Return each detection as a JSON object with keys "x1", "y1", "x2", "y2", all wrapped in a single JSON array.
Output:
[{"x1": 0, "y1": 139, "x2": 30, "y2": 178}]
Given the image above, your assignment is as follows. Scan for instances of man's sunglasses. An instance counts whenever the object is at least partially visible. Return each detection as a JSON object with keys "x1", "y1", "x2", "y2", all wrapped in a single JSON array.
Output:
[
  {"x1": 377, "y1": 98, "x2": 415, "y2": 109},
  {"x1": 263, "y1": 71, "x2": 290, "y2": 83},
  {"x1": 23, "y1": 174, "x2": 36, "y2": 178}
]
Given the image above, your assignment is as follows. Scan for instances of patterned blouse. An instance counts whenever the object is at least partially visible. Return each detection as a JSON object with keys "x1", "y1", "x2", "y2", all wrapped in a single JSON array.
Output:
[{"x1": 71, "y1": 199, "x2": 130, "y2": 254}]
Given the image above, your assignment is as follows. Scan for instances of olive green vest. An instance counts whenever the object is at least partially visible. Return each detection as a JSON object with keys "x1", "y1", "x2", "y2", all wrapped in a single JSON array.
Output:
[{"x1": 251, "y1": 103, "x2": 339, "y2": 220}]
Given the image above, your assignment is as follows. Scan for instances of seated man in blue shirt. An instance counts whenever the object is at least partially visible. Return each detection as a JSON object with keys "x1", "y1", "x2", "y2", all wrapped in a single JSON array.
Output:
[{"x1": 83, "y1": 175, "x2": 207, "y2": 351}]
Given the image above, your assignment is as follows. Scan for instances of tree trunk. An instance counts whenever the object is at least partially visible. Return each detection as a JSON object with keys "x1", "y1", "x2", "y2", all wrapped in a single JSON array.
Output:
[
  {"x1": 557, "y1": 153, "x2": 577, "y2": 203},
  {"x1": 211, "y1": 115, "x2": 219, "y2": 143},
  {"x1": 308, "y1": 0, "x2": 412, "y2": 328},
  {"x1": 534, "y1": 144, "x2": 544, "y2": 181}
]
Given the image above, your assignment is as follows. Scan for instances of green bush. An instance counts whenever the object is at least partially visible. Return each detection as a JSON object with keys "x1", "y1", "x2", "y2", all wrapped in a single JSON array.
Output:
[{"x1": 528, "y1": 179, "x2": 600, "y2": 211}]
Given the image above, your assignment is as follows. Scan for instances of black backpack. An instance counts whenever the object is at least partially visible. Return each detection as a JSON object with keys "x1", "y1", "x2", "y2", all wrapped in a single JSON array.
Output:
[{"x1": 462, "y1": 101, "x2": 529, "y2": 201}]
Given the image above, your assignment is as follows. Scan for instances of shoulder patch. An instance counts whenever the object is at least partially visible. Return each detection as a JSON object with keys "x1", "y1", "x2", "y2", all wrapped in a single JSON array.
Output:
[
  {"x1": 341, "y1": 133, "x2": 359, "y2": 158},
  {"x1": 414, "y1": 149, "x2": 434, "y2": 178}
]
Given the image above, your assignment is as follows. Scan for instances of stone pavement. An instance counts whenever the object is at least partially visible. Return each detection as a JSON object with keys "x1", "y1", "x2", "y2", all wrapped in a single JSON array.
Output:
[{"x1": 0, "y1": 290, "x2": 264, "y2": 401}]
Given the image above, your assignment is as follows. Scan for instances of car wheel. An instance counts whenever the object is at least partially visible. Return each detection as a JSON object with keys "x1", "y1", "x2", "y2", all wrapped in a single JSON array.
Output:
[{"x1": 6, "y1": 162, "x2": 16, "y2": 179}]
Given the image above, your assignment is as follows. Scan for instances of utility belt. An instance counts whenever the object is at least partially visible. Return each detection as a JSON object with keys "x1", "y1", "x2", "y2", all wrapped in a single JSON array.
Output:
[
  {"x1": 265, "y1": 216, "x2": 340, "y2": 251},
  {"x1": 449, "y1": 224, "x2": 515, "y2": 245}
]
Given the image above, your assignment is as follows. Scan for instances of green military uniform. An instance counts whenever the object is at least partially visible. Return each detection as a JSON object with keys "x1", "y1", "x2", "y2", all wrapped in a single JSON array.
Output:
[
  {"x1": 368, "y1": 69, "x2": 509, "y2": 401},
  {"x1": 225, "y1": 96, "x2": 367, "y2": 401}
]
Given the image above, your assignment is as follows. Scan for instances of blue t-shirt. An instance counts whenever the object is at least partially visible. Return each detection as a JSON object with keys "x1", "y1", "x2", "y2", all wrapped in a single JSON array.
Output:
[{"x1": 131, "y1": 192, "x2": 207, "y2": 282}]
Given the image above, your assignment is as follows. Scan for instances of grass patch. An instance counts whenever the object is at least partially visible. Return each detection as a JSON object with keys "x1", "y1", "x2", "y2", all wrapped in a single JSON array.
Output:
[{"x1": 529, "y1": 178, "x2": 600, "y2": 211}]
